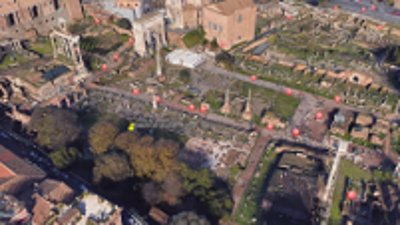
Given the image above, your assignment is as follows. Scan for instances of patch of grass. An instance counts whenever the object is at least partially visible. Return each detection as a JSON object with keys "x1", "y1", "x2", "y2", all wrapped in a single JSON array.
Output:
[
  {"x1": 98, "y1": 73, "x2": 128, "y2": 86},
  {"x1": 330, "y1": 160, "x2": 372, "y2": 225},
  {"x1": 205, "y1": 90, "x2": 224, "y2": 111},
  {"x1": 0, "y1": 54, "x2": 31, "y2": 69},
  {"x1": 238, "y1": 82, "x2": 300, "y2": 121},
  {"x1": 182, "y1": 28, "x2": 205, "y2": 48},
  {"x1": 29, "y1": 38, "x2": 53, "y2": 56}
]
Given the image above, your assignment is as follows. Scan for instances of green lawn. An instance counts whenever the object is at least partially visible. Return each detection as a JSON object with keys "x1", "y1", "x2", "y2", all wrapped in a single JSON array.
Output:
[
  {"x1": 239, "y1": 82, "x2": 300, "y2": 122},
  {"x1": 329, "y1": 160, "x2": 372, "y2": 225},
  {"x1": 0, "y1": 54, "x2": 32, "y2": 70},
  {"x1": 235, "y1": 148, "x2": 277, "y2": 225},
  {"x1": 30, "y1": 38, "x2": 53, "y2": 56},
  {"x1": 182, "y1": 28, "x2": 205, "y2": 48}
]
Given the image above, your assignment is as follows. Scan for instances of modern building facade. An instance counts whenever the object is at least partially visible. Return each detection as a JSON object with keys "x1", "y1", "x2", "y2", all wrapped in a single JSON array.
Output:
[
  {"x1": 0, "y1": 0, "x2": 83, "y2": 40},
  {"x1": 202, "y1": 0, "x2": 257, "y2": 49}
]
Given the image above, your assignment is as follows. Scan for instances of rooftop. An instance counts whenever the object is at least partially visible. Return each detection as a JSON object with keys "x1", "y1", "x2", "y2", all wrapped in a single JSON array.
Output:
[
  {"x1": 205, "y1": 0, "x2": 255, "y2": 15},
  {"x1": 38, "y1": 179, "x2": 75, "y2": 203},
  {"x1": 14, "y1": 64, "x2": 72, "y2": 88},
  {"x1": 0, "y1": 144, "x2": 45, "y2": 186}
]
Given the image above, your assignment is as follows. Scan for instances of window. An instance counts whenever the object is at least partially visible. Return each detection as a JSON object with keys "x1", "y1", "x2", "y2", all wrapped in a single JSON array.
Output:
[
  {"x1": 31, "y1": 6, "x2": 39, "y2": 19},
  {"x1": 237, "y1": 14, "x2": 243, "y2": 23},
  {"x1": 6, "y1": 13, "x2": 16, "y2": 27},
  {"x1": 53, "y1": 0, "x2": 60, "y2": 10},
  {"x1": 238, "y1": 35, "x2": 242, "y2": 40}
]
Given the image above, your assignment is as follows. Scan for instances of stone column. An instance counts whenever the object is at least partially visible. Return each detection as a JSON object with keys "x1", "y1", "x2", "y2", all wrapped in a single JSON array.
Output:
[
  {"x1": 50, "y1": 34, "x2": 57, "y2": 58},
  {"x1": 220, "y1": 88, "x2": 231, "y2": 115},
  {"x1": 155, "y1": 34, "x2": 162, "y2": 76},
  {"x1": 242, "y1": 89, "x2": 253, "y2": 121}
]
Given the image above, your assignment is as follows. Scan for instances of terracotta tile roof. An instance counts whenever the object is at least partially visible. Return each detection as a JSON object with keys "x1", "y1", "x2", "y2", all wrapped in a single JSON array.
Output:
[
  {"x1": 149, "y1": 207, "x2": 169, "y2": 225},
  {"x1": 32, "y1": 194, "x2": 53, "y2": 225},
  {"x1": 0, "y1": 145, "x2": 45, "y2": 178},
  {"x1": 38, "y1": 179, "x2": 75, "y2": 203},
  {"x1": 0, "y1": 145, "x2": 45, "y2": 194},
  {"x1": 0, "y1": 162, "x2": 15, "y2": 179},
  {"x1": 205, "y1": 0, "x2": 255, "y2": 15},
  {"x1": 56, "y1": 207, "x2": 80, "y2": 225}
]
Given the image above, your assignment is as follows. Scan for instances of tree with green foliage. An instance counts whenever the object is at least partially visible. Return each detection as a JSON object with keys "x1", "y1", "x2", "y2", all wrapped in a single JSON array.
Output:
[
  {"x1": 128, "y1": 137, "x2": 180, "y2": 182},
  {"x1": 183, "y1": 27, "x2": 206, "y2": 48},
  {"x1": 49, "y1": 147, "x2": 79, "y2": 169},
  {"x1": 29, "y1": 107, "x2": 81, "y2": 150},
  {"x1": 93, "y1": 152, "x2": 134, "y2": 183},
  {"x1": 179, "y1": 69, "x2": 191, "y2": 84},
  {"x1": 142, "y1": 182, "x2": 162, "y2": 205},
  {"x1": 116, "y1": 18, "x2": 132, "y2": 30},
  {"x1": 114, "y1": 132, "x2": 140, "y2": 152},
  {"x1": 210, "y1": 38, "x2": 219, "y2": 50},
  {"x1": 169, "y1": 211, "x2": 210, "y2": 225},
  {"x1": 160, "y1": 173, "x2": 184, "y2": 205},
  {"x1": 215, "y1": 51, "x2": 235, "y2": 69},
  {"x1": 88, "y1": 121, "x2": 119, "y2": 155},
  {"x1": 180, "y1": 164, "x2": 213, "y2": 192},
  {"x1": 180, "y1": 164, "x2": 232, "y2": 217}
]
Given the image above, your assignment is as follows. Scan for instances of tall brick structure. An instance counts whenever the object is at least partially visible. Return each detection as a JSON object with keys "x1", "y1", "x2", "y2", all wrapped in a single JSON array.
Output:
[
  {"x1": 0, "y1": 0, "x2": 83, "y2": 40},
  {"x1": 202, "y1": 0, "x2": 256, "y2": 49}
]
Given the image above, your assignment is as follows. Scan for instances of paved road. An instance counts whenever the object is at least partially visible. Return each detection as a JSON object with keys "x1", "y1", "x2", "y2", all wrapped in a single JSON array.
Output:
[
  {"x1": 328, "y1": 0, "x2": 400, "y2": 25},
  {"x1": 0, "y1": 128, "x2": 91, "y2": 193}
]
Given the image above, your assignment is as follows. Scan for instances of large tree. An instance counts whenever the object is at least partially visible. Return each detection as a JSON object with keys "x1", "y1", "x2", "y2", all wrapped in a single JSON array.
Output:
[
  {"x1": 88, "y1": 121, "x2": 119, "y2": 154},
  {"x1": 93, "y1": 152, "x2": 134, "y2": 183},
  {"x1": 128, "y1": 137, "x2": 180, "y2": 182},
  {"x1": 29, "y1": 107, "x2": 81, "y2": 150},
  {"x1": 49, "y1": 147, "x2": 79, "y2": 169},
  {"x1": 114, "y1": 132, "x2": 140, "y2": 153},
  {"x1": 161, "y1": 173, "x2": 184, "y2": 205},
  {"x1": 142, "y1": 182, "x2": 162, "y2": 205}
]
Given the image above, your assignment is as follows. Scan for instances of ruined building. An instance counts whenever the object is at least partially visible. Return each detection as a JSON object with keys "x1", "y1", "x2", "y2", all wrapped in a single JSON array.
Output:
[{"x1": 0, "y1": 0, "x2": 83, "y2": 40}]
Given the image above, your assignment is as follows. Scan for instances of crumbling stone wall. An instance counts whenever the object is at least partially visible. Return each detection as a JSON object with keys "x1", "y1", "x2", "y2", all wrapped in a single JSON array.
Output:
[{"x1": 0, "y1": 0, "x2": 83, "y2": 40}]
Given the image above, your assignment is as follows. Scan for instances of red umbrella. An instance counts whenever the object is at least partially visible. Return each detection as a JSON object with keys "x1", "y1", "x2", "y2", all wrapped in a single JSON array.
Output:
[
  {"x1": 250, "y1": 75, "x2": 257, "y2": 81},
  {"x1": 347, "y1": 190, "x2": 357, "y2": 201},
  {"x1": 292, "y1": 128, "x2": 300, "y2": 138},
  {"x1": 154, "y1": 95, "x2": 161, "y2": 103},
  {"x1": 188, "y1": 104, "x2": 195, "y2": 111},
  {"x1": 334, "y1": 95, "x2": 341, "y2": 103},
  {"x1": 285, "y1": 88, "x2": 293, "y2": 96},
  {"x1": 200, "y1": 104, "x2": 208, "y2": 113},
  {"x1": 286, "y1": 14, "x2": 293, "y2": 20},
  {"x1": 266, "y1": 123, "x2": 274, "y2": 131},
  {"x1": 315, "y1": 112, "x2": 324, "y2": 121},
  {"x1": 132, "y1": 88, "x2": 140, "y2": 95},
  {"x1": 101, "y1": 64, "x2": 108, "y2": 71},
  {"x1": 361, "y1": 7, "x2": 367, "y2": 13},
  {"x1": 94, "y1": 18, "x2": 101, "y2": 24},
  {"x1": 370, "y1": 4, "x2": 377, "y2": 11},
  {"x1": 112, "y1": 53, "x2": 120, "y2": 62}
]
